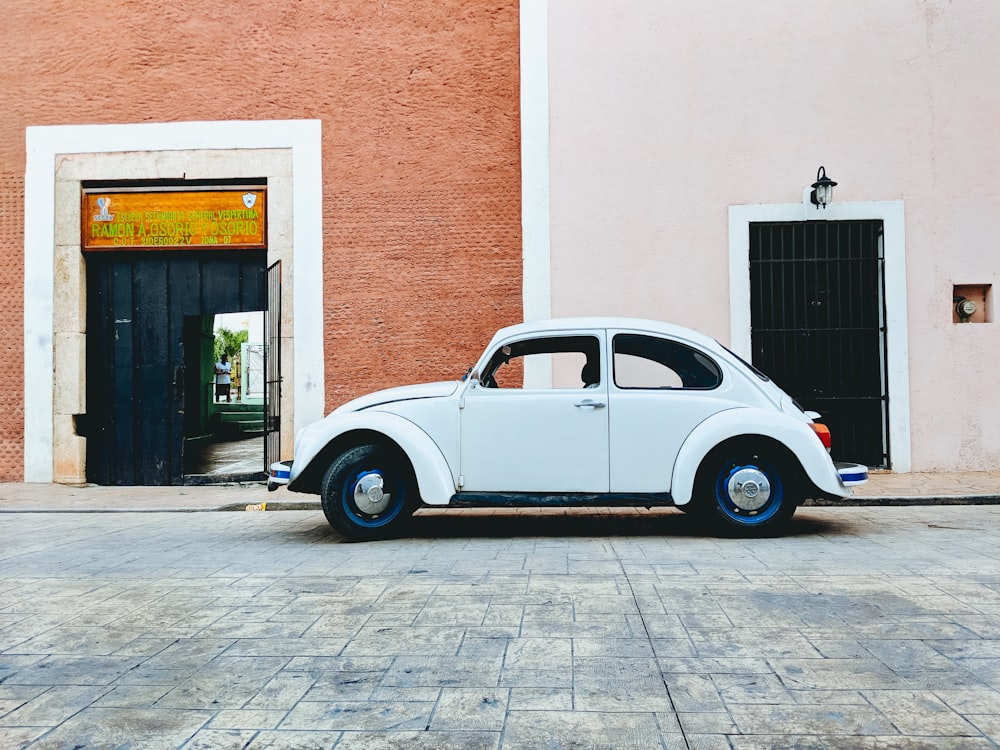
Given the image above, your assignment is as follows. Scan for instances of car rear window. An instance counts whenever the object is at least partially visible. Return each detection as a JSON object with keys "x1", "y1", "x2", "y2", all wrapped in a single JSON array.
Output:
[{"x1": 613, "y1": 334, "x2": 722, "y2": 389}]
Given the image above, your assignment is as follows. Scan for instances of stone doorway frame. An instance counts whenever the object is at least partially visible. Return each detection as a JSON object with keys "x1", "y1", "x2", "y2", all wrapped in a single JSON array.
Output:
[{"x1": 728, "y1": 198, "x2": 911, "y2": 472}]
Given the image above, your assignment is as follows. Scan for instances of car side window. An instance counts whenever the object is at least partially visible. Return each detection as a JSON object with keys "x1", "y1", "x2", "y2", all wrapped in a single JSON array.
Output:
[
  {"x1": 613, "y1": 333, "x2": 721, "y2": 390},
  {"x1": 480, "y1": 335, "x2": 601, "y2": 390}
]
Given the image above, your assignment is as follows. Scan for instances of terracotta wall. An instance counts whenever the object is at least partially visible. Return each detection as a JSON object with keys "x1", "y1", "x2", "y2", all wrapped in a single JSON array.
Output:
[{"x1": 0, "y1": 0, "x2": 522, "y2": 479}]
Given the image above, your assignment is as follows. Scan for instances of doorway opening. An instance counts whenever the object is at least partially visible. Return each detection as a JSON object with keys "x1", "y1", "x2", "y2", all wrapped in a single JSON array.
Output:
[
  {"x1": 85, "y1": 250, "x2": 268, "y2": 485},
  {"x1": 181, "y1": 311, "x2": 267, "y2": 482}
]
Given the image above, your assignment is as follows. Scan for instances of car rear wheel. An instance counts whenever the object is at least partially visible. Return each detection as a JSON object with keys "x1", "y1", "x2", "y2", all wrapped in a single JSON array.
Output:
[
  {"x1": 695, "y1": 442, "x2": 799, "y2": 536},
  {"x1": 320, "y1": 444, "x2": 418, "y2": 541}
]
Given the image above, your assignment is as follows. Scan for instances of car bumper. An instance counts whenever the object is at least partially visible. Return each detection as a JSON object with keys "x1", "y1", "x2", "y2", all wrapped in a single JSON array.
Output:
[
  {"x1": 268, "y1": 460, "x2": 292, "y2": 491},
  {"x1": 835, "y1": 462, "x2": 868, "y2": 486}
]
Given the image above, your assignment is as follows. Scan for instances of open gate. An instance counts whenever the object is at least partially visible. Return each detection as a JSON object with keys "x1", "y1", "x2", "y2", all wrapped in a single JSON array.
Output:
[
  {"x1": 264, "y1": 261, "x2": 282, "y2": 472},
  {"x1": 749, "y1": 220, "x2": 889, "y2": 468}
]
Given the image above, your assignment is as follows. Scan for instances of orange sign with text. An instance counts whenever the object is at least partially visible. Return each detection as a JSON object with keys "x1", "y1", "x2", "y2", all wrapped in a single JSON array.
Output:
[{"x1": 82, "y1": 189, "x2": 266, "y2": 251}]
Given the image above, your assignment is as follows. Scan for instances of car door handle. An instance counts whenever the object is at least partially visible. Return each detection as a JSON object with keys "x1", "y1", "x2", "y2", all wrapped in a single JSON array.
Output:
[{"x1": 574, "y1": 399, "x2": 606, "y2": 409}]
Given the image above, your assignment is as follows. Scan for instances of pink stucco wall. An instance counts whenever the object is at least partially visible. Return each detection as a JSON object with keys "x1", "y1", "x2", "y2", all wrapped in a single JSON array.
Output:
[{"x1": 546, "y1": 0, "x2": 1000, "y2": 471}]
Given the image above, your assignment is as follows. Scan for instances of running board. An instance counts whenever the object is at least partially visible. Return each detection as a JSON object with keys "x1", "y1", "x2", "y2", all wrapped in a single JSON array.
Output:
[{"x1": 449, "y1": 492, "x2": 675, "y2": 508}]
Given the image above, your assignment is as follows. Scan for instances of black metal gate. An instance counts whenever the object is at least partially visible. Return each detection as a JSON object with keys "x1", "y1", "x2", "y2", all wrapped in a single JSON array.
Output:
[
  {"x1": 264, "y1": 260, "x2": 281, "y2": 472},
  {"x1": 749, "y1": 220, "x2": 889, "y2": 467}
]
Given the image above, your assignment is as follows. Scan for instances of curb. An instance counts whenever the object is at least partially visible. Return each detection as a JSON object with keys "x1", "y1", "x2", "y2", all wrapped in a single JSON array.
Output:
[
  {"x1": 3, "y1": 497, "x2": 1000, "y2": 513},
  {"x1": 804, "y1": 495, "x2": 1000, "y2": 507},
  {"x1": 0, "y1": 501, "x2": 322, "y2": 514}
]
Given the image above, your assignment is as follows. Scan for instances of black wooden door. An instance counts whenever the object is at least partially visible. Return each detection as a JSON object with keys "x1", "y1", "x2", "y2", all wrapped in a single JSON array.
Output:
[
  {"x1": 86, "y1": 251, "x2": 266, "y2": 485},
  {"x1": 749, "y1": 221, "x2": 889, "y2": 467}
]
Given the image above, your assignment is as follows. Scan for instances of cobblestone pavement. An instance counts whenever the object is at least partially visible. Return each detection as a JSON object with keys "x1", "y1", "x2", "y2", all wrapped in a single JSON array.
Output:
[{"x1": 1, "y1": 506, "x2": 999, "y2": 749}]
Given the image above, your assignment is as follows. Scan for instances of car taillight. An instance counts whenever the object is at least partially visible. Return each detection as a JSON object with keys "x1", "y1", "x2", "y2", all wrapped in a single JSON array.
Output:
[{"x1": 810, "y1": 422, "x2": 832, "y2": 452}]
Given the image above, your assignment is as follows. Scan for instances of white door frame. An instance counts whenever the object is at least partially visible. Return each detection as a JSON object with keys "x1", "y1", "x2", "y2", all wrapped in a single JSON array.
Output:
[
  {"x1": 24, "y1": 120, "x2": 325, "y2": 482},
  {"x1": 728, "y1": 199, "x2": 911, "y2": 472}
]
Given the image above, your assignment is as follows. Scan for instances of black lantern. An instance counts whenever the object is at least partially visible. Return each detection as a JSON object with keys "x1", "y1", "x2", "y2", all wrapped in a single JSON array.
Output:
[{"x1": 810, "y1": 166, "x2": 837, "y2": 209}]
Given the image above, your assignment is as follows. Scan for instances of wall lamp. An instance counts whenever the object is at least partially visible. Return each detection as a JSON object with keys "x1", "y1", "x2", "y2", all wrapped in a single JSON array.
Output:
[{"x1": 810, "y1": 165, "x2": 837, "y2": 209}]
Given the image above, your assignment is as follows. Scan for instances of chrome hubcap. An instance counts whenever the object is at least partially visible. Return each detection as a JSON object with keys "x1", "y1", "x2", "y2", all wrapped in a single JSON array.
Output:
[
  {"x1": 725, "y1": 467, "x2": 771, "y2": 511},
  {"x1": 353, "y1": 472, "x2": 390, "y2": 515}
]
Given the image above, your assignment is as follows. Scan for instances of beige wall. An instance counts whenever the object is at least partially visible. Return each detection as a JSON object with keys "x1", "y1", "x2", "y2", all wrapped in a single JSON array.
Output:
[{"x1": 544, "y1": 0, "x2": 1000, "y2": 471}]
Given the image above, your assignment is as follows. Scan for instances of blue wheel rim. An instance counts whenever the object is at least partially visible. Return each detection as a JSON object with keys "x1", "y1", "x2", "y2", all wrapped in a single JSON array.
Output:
[
  {"x1": 714, "y1": 460, "x2": 784, "y2": 526},
  {"x1": 342, "y1": 465, "x2": 406, "y2": 529}
]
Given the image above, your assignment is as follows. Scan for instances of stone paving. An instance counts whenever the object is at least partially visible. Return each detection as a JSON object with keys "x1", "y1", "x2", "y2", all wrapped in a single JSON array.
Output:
[{"x1": 1, "y1": 505, "x2": 999, "y2": 748}]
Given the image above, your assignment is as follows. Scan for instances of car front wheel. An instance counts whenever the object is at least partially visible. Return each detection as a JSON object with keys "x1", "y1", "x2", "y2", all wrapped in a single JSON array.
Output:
[
  {"x1": 695, "y1": 442, "x2": 799, "y2": 536},
  {"x1": 320, "y1": 444, "x2": 417, "y2": 541}
]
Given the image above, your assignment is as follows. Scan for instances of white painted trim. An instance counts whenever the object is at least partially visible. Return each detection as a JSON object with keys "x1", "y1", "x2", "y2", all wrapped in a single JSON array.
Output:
[
  {"x1": 24, "y1": 120, "x2": 325, "y2": 482},
  {"x1": 728, "y1": 199, "x2": 911, "y2": 472},
  {"x1": 520, "y1": 0, "x2": 551, "y2": 324}
]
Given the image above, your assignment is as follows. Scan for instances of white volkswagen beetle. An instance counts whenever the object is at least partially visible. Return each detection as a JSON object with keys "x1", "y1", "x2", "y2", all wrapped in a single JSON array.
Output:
[{"x1": 270, "y1": 318, "x2": 867, "y2": 539}]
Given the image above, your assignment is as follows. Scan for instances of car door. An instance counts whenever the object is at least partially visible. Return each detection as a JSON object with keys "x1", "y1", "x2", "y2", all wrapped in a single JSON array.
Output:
[
  {"x1": 608, "y1": 330, "x2": 741, "y2": 493},
  {"x1": 459, "y1": 332, "x2": 610, "y2": 493}
]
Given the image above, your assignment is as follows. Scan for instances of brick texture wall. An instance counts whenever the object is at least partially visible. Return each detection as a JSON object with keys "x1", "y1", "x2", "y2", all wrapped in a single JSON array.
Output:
[
  {"x1": 325, "y1": 183, "x2": 522, "y2": 405},
  {"x1": 0, "y1": 1, "x2": 522, "y2": 480},
  {"x1": 0, "y1": 173, "x2": 25, "y2": 477}
]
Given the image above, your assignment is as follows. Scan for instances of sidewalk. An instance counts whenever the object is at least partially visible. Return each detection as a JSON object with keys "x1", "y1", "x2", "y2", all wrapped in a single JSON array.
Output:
[{"x1": 1, "y1": 471, "x2": 999, "y2": 512}]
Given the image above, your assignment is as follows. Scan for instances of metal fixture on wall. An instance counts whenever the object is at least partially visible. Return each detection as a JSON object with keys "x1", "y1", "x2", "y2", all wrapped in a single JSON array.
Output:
[
  {"x1": 810, "y1": 166, "x2": 837, "y2": 209},
  {"x1": 955, "y1": 297, "x2": 977, "y2": 322}
]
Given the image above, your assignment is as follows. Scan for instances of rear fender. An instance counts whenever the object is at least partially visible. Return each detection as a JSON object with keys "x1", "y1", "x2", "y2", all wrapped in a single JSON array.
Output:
[
  {"x1": 671, "y1": 408, "x2": 847, "y2": 506},
  {"x1": 288, "y1": 411, "x2": 456, "y2": 505}
]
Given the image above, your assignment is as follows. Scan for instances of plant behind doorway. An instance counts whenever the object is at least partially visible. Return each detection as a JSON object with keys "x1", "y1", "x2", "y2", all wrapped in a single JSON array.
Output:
[{"x1": 214, "y1": 327, "x2": 248, "y2": 362}]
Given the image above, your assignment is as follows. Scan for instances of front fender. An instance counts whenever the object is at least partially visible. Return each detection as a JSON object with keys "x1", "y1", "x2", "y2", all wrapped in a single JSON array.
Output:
[
  {"x1": 287, "y1": 411, "x2": 457, "y2": 505},
  {"x1": 670, "y1": 408, "x2": 847, "y2": 506}
]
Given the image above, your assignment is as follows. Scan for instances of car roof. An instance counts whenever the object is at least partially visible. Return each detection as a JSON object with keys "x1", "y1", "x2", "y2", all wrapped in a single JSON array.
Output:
[{"x1": 490, "y1": 317, "x2": 723, "y2": 350}]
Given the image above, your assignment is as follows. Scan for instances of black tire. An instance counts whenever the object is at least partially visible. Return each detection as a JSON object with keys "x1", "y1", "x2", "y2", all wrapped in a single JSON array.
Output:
[
  {"x1": 694, "y1": 441, "x2": 799, "y2": 536},
  {"x1": 320, "y1": 444, "x2": 418, "y2": 541}
]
